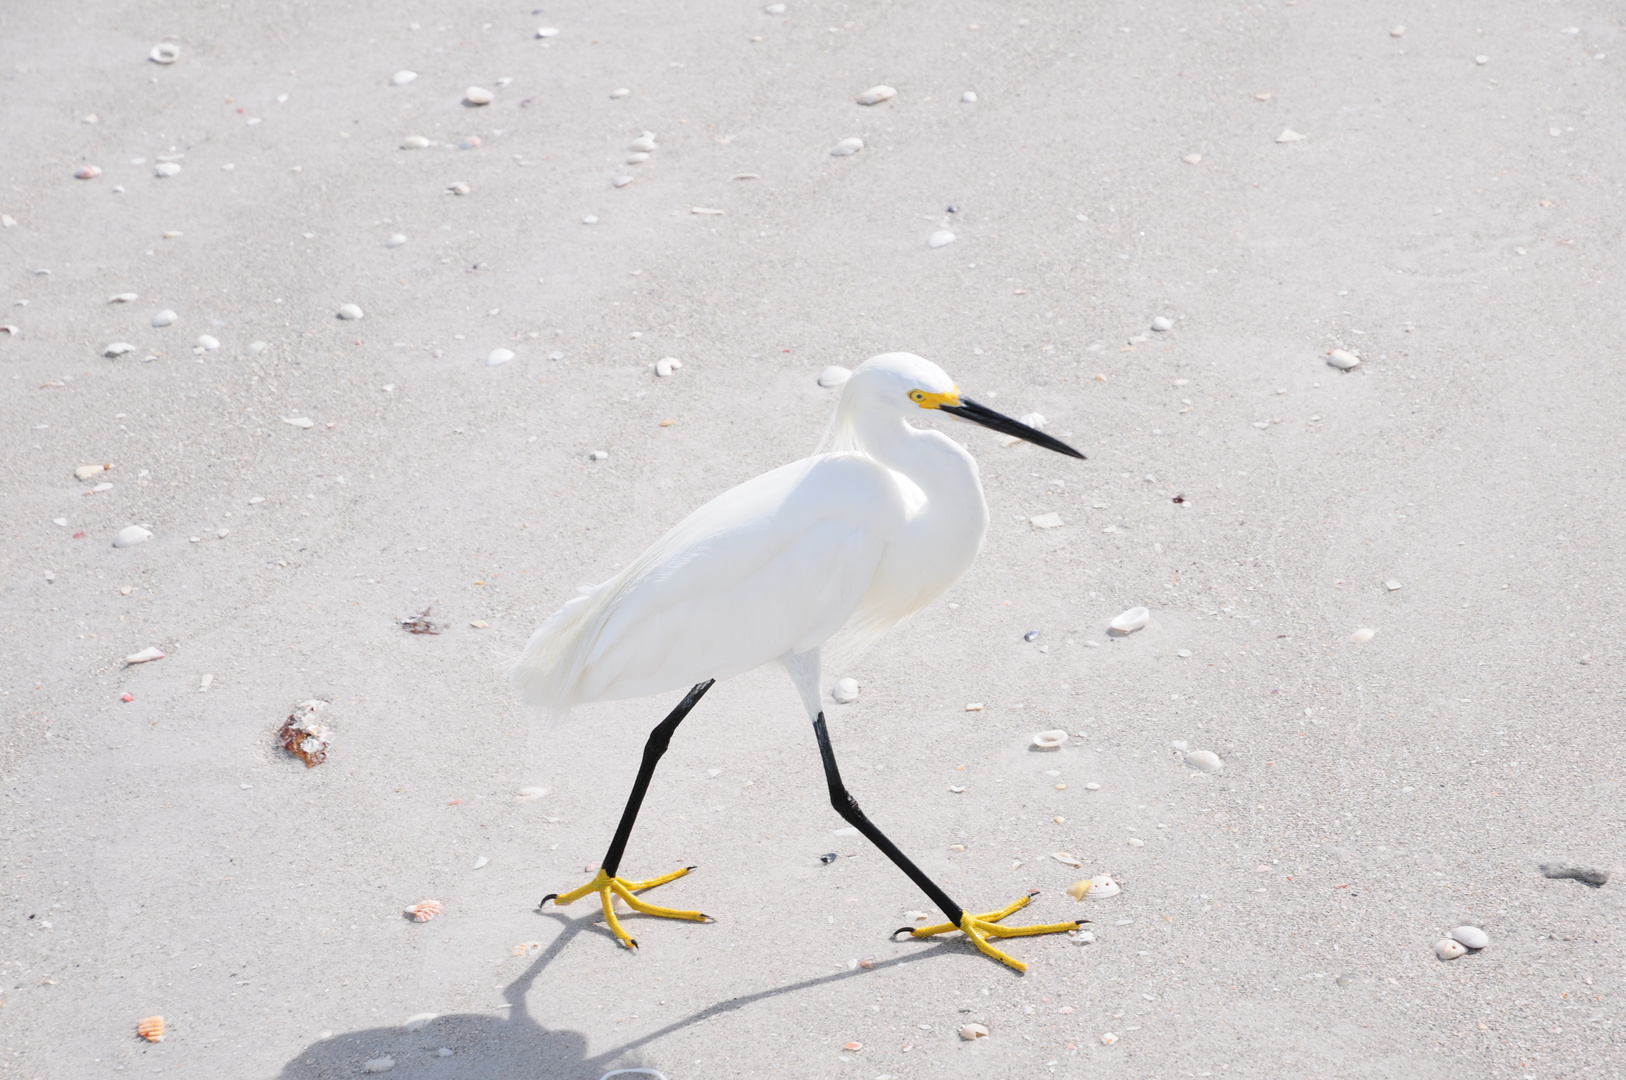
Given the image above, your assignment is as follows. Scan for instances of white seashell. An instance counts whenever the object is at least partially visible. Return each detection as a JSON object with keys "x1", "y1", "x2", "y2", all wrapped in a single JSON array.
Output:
[
  {"x1": 1052, "y1": 852, "x2": 1082, "y2": 868},
  {"x1": 152, "y1": 309, "x2": 177, "y2": 327},
  {"x1": 1176, "y1": 649, "x2": 1192, "y2": 658},
  {"x1": 1391, "y1": 25, "x2": 1406, "y2": 37},
  {"x1": 75, "y1": 464, "x2": 107, "y2": 480},
  {"x1": 818, "y1": 365, "x2": 851, "y2": 388},
  {"x1": 401, "y1": 136, "x2": 430, "y2": 149},
  {"x1": 125, "y1": 646, "x2": 165, "y2": 664},
  {"x1": 386, "y1": 233, "x2": 407, "y2": 248},
  {"x1": 1030, "y1": 513, "x2": 1063, "y2": 529},
  {"x1": 855, "y1": 85, "x2": 896, "y2": 106},
  {"x1": 1475, "y1": 55, "x2": 1490, "y2": 65},
  {"x1": 196, "y1": 334, "x2": 219, "y2": 350},
  {"x1": 1020, "y1": 412, "x2": 1046, "y2": 429},
  {"x1": 1128, "y1": 837, "x2": 1145, "y2": 847},
  {"x1": 1109, "y1": 606, "x2": 1149, "y2": 634},
  {"x1": 337, "y1": 303, "x2": 364, "y2": 320},
  {"x1": 401, "y1": 1013, "x2": 436, "y2": 1031},
  {"x1": 625, "y1": 152, "x2": 649, "y2": 164},
  {"x1": 1435, "y1": 938, "x2": 1467, "y2": 961},
  {"x1": 363, "y1": 1057, "x2": 395, "y2": 1073},
  {"x1": 473, "y1": 856, "x2": 490, "y2": 870},
  {"x1": 1184, "y1": 750, "x2": 1224, "y2": 773},
  {"x1": 282, "y1": 417, "x2": 314, "y2": 428},
  {"x1": 830, "y1": 137, "x2": 864, "y2": 156},
  {"x1": 1351, "y1": 627, "x2": 1376, "y2": 643},
  {"x1": 654, "y1": 357, "x2": 682, "y2": 377},
  {"x1": 154, "y1": 162, "x2": 181, "y2": 177},
  {"x1": 961, "y1": 91, "x2": 977, "y2": 103},
  {"x1": 535, "y1": 26, "x2": 559, "y2": 37},
  {"x1": 612, "y1": 176, "x2": 633, "y2": 188},
  {"x1": 104, "y1": 342, "x2": 135, "y2": 357},
  {"x1": 927, "y1": 230, "x2": 956, "y2": 249},
  {"x1": 589, "y1": 450, "x2": 609, "y2": 461},
  {"x1": 1449, "y1": 926, "x2": 1489, "y2": 950},
  {"x1": 832, "y1": 677, "x2": 859, "y2": 704},
  {"x1": 515, "y1": 786, "x2": 548, "y2": 801},
  {"x1": 959, "y1": 1023, "x2": 989, "y2": 1041},
  {"x1": 448, "y1": 182, "x2": 470, "y2": 195},
  {"x1": 1182, "y1": 153, "x2": 1203, "y2": 164},
  {"x1": 629, "y1": 135, "x2": 657, "y2": 152},
  {"x1": 1083, "y1": 782, "x2": 1101, "y2": 790},
  {"x1": 1086, "y1": 875, "x2": 1121, "y2": 899},
  {"x1": 1151, "y1": 316, "x2": 1173, "y2": 331},
  {"x1": 764, "y1": 2, "x2": 787, "y2": 12},
  {"x1": 391, "y1": 71, "x2": 417, "y2": 86},
  {"x1": 75, "y1": 165, "x2": 103, "y2": 179},
  {"x1": 1276, "y1": 128, "x2": 1307, "y2": 143},
  {"x1": 1100, "y1": 1032, "x2": 1118, "y2": 1045},
  {"x1": 109, "y1": 293, "x2": 139, "y2": 304},
  {"x1": 610, "y1": 88, "x2": 631, "y2": 99},
  {"x1": 487, "y1": 348, "x2": 515, "y2": 366},
  {"x1": 1326, "y1": 348, "x2": 1360, "y2": 369},
  {"x1": 1030, "y1": 729, "x2": 1069, "y2": 751},
  {"x1": 114, "y1": 525, "x2": 152, "y2": 548},
  {"x1": 464, "y1": 86, "x2": 494, "y2": 105},
  {"x1": 149, "y1": 43, "x2": 180, "y2": 65}
]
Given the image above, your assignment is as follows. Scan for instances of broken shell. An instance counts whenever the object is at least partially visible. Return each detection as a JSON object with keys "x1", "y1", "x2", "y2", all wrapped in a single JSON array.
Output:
[
  {"x1": 535, "y1": 26, "x2": 559, "y2": 37},
  {"x1": 1052, "y1": 852, "x2": 1083, "y2": 869},
  {"x1": 154, "y1": 162, "x2": 181, "y2": 178},
  {"x1": 1100, "y1": 1032, "x2": 1118, "y2": 1045},
  {"x1": 75, "y1": 464, "x2": 109, "y2": 480},
  {"x1": 104, "y1": 342, "x2": 135, "y2": 357},
  {"x1": 818, "y1": 365, "x2": 852, "y2": 388},
  {"x1": 842, "y1": 1041, "x2": 863, "y2": 1051},
  {"x1": 1276, "y1": 128, "x2": 1307, "y2": 143},
  {"x1": 386, "y1": 233, "x2": 407, "y2": 248},
  {"x1": 448, "y1": 181, "x2": 471, "y2": 195},
  {"x1": 1449, "y1": 926, "x2": 1489, "y2": 950},
  {"x1": 1436, "y1": 938, "x2": 1467, "y2": 961},
  {"x1": 151, "y1": 309, "x2": 177, "y2": 327},
  {"x1": 927, "y1": 230, "x2": 956, "y2": 249},
  {"x1": 855, "y1": 85, "x2": 896, "y2": 106},
  {"x1": 1066, "y1": 878, "x2": 1093, "y2": 900},
  {"x1": 1351, "y1": 627, "x2": 1377, "y2": 643},
  {"x1": 959, "y1": 1023, "x2": 989, "y2": 1041},
  {"x1": 401, "y1": 136, "x2": 430, "y2": 149},
  {"x1": 654, "y1": 357, "x2": 682, "y2": 377},
  {"x1": 1071, "y1": 929, "x2": 1095, "y2": 944},
  {"x1": 511, "y1": 940, "x2": 542, "y2": 955},
  {"x1": 1326, "y1": 349, "x2": 1361, "y2": 370},
  {"x1": 830, "y1": 137, "x2": 864, "y2": 157},
  {"x1": 1109, "y1": 606, "x2": 1150, "y2": 634},
  {"x1": 149, "y1": 44, "x2": 180, "y2": 65},
  {"x1": 515, "y1": 786, "x2": 547, "y2": 801},
  {"x1": 612, "y1": 175, "x2": 633, "y2": 188},
  {"x1": 136, "y1": 1015, "x2": 166, "y2": 1042},
  {"x1": 125, "y1": 646, "x2": 165, "y2": 664},
  {"x1": 75, "y1": 165, "x2": 103, "y2": 179},
  {"x1": 114, "y1": 525, "x2": 152, "y2": 548},
  {"x1": 1032, "y1": 729, "x2": 1068, "y2": 750},
  {"x1": 487, "y1": 348, "x2": 515, "y2": 366},
  {"x1": 391, "y1": 70, "x2": 418, "y2": 86},
  {"x1": 404, "y1": 900, "x2": 443, "y2": 922},
  {"x1": 464, "y1": 86, "x2": 494, "y2": 105},
  {"x1": 832, "y1": 677, "x2": 859, "y2": 704},
  {"x1": 629, "y1": 135, "x2": 657, "y2": 152},
  {"x1": 1184, "y1": 750, "x2": 1224, "y2": 773},
  {"x1": 337, "y1": 303, "x2": 364, "y2": 320},
  {"x1": 1086, "y1": 875, "x2": 1121, "y2": 899}
]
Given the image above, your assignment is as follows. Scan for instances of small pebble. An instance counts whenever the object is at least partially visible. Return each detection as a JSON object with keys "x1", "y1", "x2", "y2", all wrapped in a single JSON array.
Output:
[
  {"x1": 1184, "y1": 750, "x2": 1223, "y2": 773},
  {"x1": 337, "y1": 303, "x2": 364, "y2": 320},
  {"x1": 855, "y1": 85, "x2": 896, "y2": 106},
  {"x1": 1053, "y1": 852, "x2": 1083, "y2": 868},
  {"x1": 832, "y1": 677, "x2": 860, "y2": 704},
  {"x1": 1435, "y1": 938, "x2": 1467, "y2": 961},
  {"x1": 830, "y1": 137, "x2": 864, "y2": 157},
  {"x1": 612, "y1": 176, "x2": 633, "y2": 188},
  {"x1": 1385, "y1": 579, "x2": 1402, "y2": 592},
  {"x1": 386, "y1": 233, "x2": 407, "y2": 248},
  {"x1": 154, "y1": 162, "x2": 181, "y2": 178},
  {"x1": 961, "y1": 91, "x2": 977, "y2": 102},
  {"x1": 1109, "y1": 606, "x2": 1149, "y2": 634},
  {"x1": 149, "y1": 43, "x2": 180, "y2": 65},
  {"x1": 1326, "y1": 348, "x2": 1360, "y2": 369},
  {"x1": 1351, "y1": 627, "x2": 1376, "y2": 643},
  {"x1": 818, "y1": 365, "x2": 851, "y2": 388},
  {"x1": 196, "y1": 334, "x2": 219, "y2": 350},
  {"x1": 1151, "y1": 316, "x2": 1173, "y2": 331},
  {"x1": 75, "y1": 165, "x2": 103, "y2": 180},
  {"x1": 114, "y1": 525, "x2": 152, "y2": 548},
  {"x1": 448, "y1": 182, "x2": 471, "y2": 195},
  {"x1": 1023, "y1": 630, "x2": 1040, "y2": 642},
  {"x1": 1450, "y1": 926, "x2": 1489, "y2": 950},
  {"x1": 104, "y1": 342, "x2": 135, "y2": 357},
  {"x1": 487, "y1": 348, "x2": 515, "y2": 366},
  {"x1": 610, "y1": 88, "x2": 631, "y2": 99},
  {"x1": 464, "y1": 86, "x2": 494, "y2": 105},
  {"x1": 927, "y1": 230, "x2": 956, "y2": 249},
  {"x1": 152, "y1": 309, "x2": 177, "y2": 327},
  {"x1": 1276, "y1": 128, "x2": 1307, "y2": 143},
  {"x1": 401, "y1": 136, "x2": 430, "y2": 149},
  {"x1": 536, "y1": 27, "x2": 559, "y2": 37},
  {"x1": 125, "y1": 646, "x2": 165, "y2": 664},
  {"x1": 655, "y1": 357, "x2": 682, "y2": 377},
  {"x1": 589, "y1": 450, "x2": 609, "y2": 461},
  {"x1": 391, "y1": 70, "x2": 417, "y2": 86},
  {"x1": 959, "y1": 1024, "x2": 989, "y2": 1041}
]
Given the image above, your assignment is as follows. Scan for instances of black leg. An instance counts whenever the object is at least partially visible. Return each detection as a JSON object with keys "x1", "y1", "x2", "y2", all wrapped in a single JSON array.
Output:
[
  {"x1": 813, "y1": 712, "x2": 965, "y2": 927},
  {"x1": 541, "y1": 679, "x2": 713, "y2": 906}
]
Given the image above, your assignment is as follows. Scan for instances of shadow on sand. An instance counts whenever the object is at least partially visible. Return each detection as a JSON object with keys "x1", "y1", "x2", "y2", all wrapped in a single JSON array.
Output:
[{"x1": 278, "y1": 908, "x2": 967, "y2": 1079}]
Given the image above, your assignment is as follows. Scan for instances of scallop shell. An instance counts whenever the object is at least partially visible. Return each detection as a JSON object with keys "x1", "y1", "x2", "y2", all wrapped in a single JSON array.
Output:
[
  {"x1": 1435, "y1": 938, "x2": 1466, "y2": 960},
  {"x1": 404, "y1": 900, "x2": 443, "y2": 922},
  {"x1": 137, "y1": 1015, "x2": 165, "y2": 1042},
  {"x1": 1183, "y1": 749, "x2": 1224, "y2": 773},
  {"x1": 1109, "y1": 606, "x2": 1150, "y2": 634},
  {"x1": 1032, "y1": 729, "x2": 1068, "y2": 750},
  {"x1": 1085, "y1": 875, "x2": 1121, "y2": 899},
  {"x1": 1065, "y1": 878, "x2": 1093, "y2": 900}
]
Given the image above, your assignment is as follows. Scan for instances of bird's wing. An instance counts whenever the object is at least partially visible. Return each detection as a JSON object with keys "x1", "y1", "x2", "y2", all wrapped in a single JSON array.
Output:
[{"x1": 512, "y1": 453, "x2": 904, "y2": 715}]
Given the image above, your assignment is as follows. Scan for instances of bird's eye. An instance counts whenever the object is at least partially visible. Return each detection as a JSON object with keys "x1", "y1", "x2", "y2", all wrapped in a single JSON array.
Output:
[{"x1": 909, "y1": 391, "x2": 925, "y2": 402}]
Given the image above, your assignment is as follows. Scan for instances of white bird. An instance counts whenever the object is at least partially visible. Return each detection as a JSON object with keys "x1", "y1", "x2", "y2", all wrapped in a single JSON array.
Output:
[{"x1": 522, "y1": 352, "x2": 1086, "y2": 970}]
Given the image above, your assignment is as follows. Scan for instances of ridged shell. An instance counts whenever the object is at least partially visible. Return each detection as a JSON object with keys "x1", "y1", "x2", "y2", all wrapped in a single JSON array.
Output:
[{"x1": 137, "y1": 1015, "x2": 165, "y2": 1042}]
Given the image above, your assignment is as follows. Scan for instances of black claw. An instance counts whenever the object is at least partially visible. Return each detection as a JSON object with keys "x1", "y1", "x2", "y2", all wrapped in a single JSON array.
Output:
[
  {"x1": 539, "y1": 893, "x2": 559, "y2": 908},
  {"x1": 890, "y1": 926, "x2": 917, "y2": 940},
  {"x1": 1026, "y1": 888, "x2": 1041, "y2": 898},
  {"x1": 1075, "y1": 919, "x2": 1091, "y2": 927}
]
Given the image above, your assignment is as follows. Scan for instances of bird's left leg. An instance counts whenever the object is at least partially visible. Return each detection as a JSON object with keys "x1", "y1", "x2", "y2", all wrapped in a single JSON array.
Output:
[
  {"x1": 540, "y1": 680, "x2": 715, "y2": 950},
  {"x1": 813, "y1": 713, "x2": 1083, "y2": 972}
]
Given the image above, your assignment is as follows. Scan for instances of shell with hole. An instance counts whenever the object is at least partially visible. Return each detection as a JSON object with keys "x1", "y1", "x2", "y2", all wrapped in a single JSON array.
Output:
[{"x1": 1031, "y1": 729, "x2": 1068, "y2": 750}]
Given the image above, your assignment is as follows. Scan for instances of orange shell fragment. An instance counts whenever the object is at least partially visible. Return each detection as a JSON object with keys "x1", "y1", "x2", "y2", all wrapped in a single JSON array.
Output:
[
  {"x1": 404, "y1": 899, "x2": 443, "y2": 922},
  {"x1": 137, "y1": 1015, "x2": 165, "y2": 1042}
]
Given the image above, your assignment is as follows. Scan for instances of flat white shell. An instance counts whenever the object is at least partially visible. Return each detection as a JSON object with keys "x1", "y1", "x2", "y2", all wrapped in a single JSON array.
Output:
[
  {"x1": 855, "y1": 85, "x2": 896, "y2": 106},
  {"x1": 391, "y1": 71, "x2": 417, "y2": 86},
  {"x1": 1450, "y1": 926, "x2": 1489, "y2": 950},
  {"x1": 196, "y1": 334, "x2": 219, "y2": 350},
  {"x1": 1030, "y1": 513, "x2": 1063, "y2": 529},
  {"x1": 832, "y1": 677, "x2": 859, "y2": 704},
  {"x1": 1276, "y1": 128, "x2": 1307, "y2": 143},
  {"x1": 1151, "y1": 316, "x2": 1173, "y2": 331},
  {"x1": 1327, "y1": 349, "x2": 1360, "y2": 369},
  {"x1": 535, "y1": 27, "x2": 559, "y2": 37},
  {"x1": 464, "y1": 86, "x2": 494, "y2": 105},
  {"x1": 1109, "y1": 606, "x2": 1150, "y2": 634},
  {"x1": 1032, "y1": 729, "x2": 1068, "y2": 750},
  {"x1": 114, "y1": 525, "x2": 152, "y2": 548},
  {"x1": 104, "y1": 342, "x2": 135, "y2": 357},
  {"x1": 487, "y1": 348, "x2": 515, "y2": 366},
  {"x1": 125, "y1": 646, "x2": 164, "y2": 664},
  {"x1": 927, "y1": 230, "x2": 956, "y2": 249},
  {"x1": 152, "y1": 309, "x2": 177, "y2": 327},
  {"x1": 282, "y1": 417, "x2": 314, "y2": 428},
  {"x1": 1436, "y1": 938, "x2": 1467, "y2": 960},
  {"x1": 959, "y1": 1024, "x2": 989, "y2": 1041},
  {"x1": 1351, "y1": 627, "x2": 1377, "y2": 643},
  {"x1": 830, "y1": 137, "x2": 864, "y2": 157},
  {"x1": 817, "y1": 365, "x2": 851, "y2": 388},
  {"x1": 1087, "y1": 875, "x2": 1121, "y2": 899},
  {"x1": 1184, "y1": 749, "x2": 1224, "y2": 773},
  {"x1": 337, "y1": 303, "x2": 364, "y2": 320},
  {"x1": 629, "y1": 135, "x2": 657, "y2": 152},
  {"x1": 386, "y1": 234, "x2": 407, "y2": 248},
  {"x1": 401, "y1": 136, "x2": 430, "y2": 149}
]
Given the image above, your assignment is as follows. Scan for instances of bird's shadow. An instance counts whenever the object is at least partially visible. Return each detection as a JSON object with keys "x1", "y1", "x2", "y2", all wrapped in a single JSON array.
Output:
[{"x1": 277, "y1": 907, "x2": 975, "y2": 1079}]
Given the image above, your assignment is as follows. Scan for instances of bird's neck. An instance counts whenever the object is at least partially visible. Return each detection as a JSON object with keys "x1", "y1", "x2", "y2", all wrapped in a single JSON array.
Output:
[{"x1": 859, "y1": 413, "x2": 988, "y2": 544}]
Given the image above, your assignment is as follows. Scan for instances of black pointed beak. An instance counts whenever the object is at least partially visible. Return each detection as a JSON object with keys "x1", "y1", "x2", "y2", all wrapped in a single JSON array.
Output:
[{"x1": 940, "y1": 398, "x2": 1086, "y2": 459}]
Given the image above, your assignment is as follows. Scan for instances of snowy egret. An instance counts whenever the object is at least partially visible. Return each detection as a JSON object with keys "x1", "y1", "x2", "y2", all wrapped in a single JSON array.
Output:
[{"x1": 520, "y1": 352, "x2": 1087, "y2": 970}]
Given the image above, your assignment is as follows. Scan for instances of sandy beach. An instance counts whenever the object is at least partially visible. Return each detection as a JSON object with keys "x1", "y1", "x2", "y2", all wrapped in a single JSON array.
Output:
[{"x1": 2, "y1": 2, "x2": 1622, "y2": 1077}]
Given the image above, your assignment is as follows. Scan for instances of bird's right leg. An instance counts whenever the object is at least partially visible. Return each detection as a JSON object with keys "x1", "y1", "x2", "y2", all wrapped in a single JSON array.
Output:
[{"x1": 540, "y1": 680, "x2": 715, "y2": 950}]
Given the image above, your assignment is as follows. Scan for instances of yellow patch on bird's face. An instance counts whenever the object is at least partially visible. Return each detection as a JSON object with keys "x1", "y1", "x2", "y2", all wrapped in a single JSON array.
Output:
[{"x1": 908, "y1": 388, "x2": 962, "y2": 410}]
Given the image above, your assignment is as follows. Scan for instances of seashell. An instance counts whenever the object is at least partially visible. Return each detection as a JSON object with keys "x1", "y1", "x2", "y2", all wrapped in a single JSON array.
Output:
[
  {"x1": 282, "y1": 417, "x2": 314, "y2": 428},
  {"x1": 962, "y1": 90, "x2": 978, "y2": 103},
  {"x1": 964, "y1": 702, "x2": 983, "y2": 711},
  {"x1": 629, "y1": 135, "x2": 657, "y2": 152},
  {"x1": 1449, "y1": 926, "x2": 1489, "y2": 950},
  {"x1": 363, "y1": 1057, "x2": 395, "y2": 1073},
  {"x1": 1030, "y1": 513, "x2": 1063, "y2": 528},
  {"x1": 337, "y1": 303, "x2": 364, "y2": 320},
  {"x1": 460, "y1": 136, "x2": 482, "y2": 149},
  {"x1": 612, "y1": 176, "x2": 633, "y2": 188},
  {"x1": 1540, "y1": 863, "x2": 1609, "y2": 886},
  {"x1": 448, "y1": 182, "x2": 471, "y2": 195},
  {"x1": 1276, "y1": 128, "x2": 1306, "y2": 143},
  {"x1": 149, "y1": 43, "x2": 180, "y2": 64},
  {"x1": 1086, "y1": 875, "x2": 1121, "y2": 899},
  {"x1": 654, "y1": 357, "x2": 682, "y2": 377},
  {"x1": 1100, "y1": 1032, "x2": 1118, "y2": 1045},
  {"x1": 473, "y1": 856, "x2": 489, "y2": 870},
  {"x1": 535, "y1": 26, "x2": 559, "y2": 37},
  {"x1": 512, "y1": 940, "x2": 542, "y2": 956},
  {"x1": 386, "y1": 233, "x2": 407, "y2": 248},
  {"x1": 818, "y1": 365, "x2": 851, "y2": 388},
  {"x1": 1184, "y1": 749, "x2": 1223, "y2": 773},
  {"x1": 114, "y1": 525, "x2": 152, "y2": 548},
  {"x1": 125, "y1": 646, "x2": 165, "y2": 664},
  {"x1": 75, "y1": 165, "x2": 103, "y2": 179},
  {"x1": 959, "y1": 1023, "x2": 989, "y2": 1041},
  {"x1": 832, "y1": 677, "x2": 859, "y2": 704},
  {"x1": 1128, "y1": 837, "x2": 1145, "y2": 847},
  {"x1": 1351, "y1": 627, "x2": 1376, "y2": 643},
  {"x1": 842, "y1": 1041, "x2": 863, "y2": 1051},
  {"x1": 1065, "y1": 878, "x2": 1092, "y2": 900},
  {"x1": 1109, "y1": 606, "x2": 1149, "y2": 634},
  {"x1": 625, "y1": 152, "x2": 649, "y2": 164},
  {"x1": 1020, "y1": 412, "x2": 1046, "y2": 429},
  {"x1": 1385, "y1": 579, "x2": 1402, "y2": 591},
  {"x1": 109, "y1": 293, "x2": 139, "y2": 303},
  {"x1": 196, "y1": 334, "x2": 219, "y2": 350},
  {"x1": 855, "y1": 85, "x2": 896, "y2": 106},
  {"x1": 1032, "y1": 729, "x2": 1068, "y2": 750},
  {"x1": 609, "y1": 88, "x2": 631, "y2": 99},
  {"x1": 515, "y1": 786, "x2": 547, "y2": 801},
  {"x1": 927, "y1": 230, "x2": 956, "y2": 249},
  {"x1": 1083, "y1": 782, "x2": 1101, "y2": 790},
  {"x1": 401, "y1": 136, "x2": 430, "y2": 149},
  {"x1": 464, "y1": 86, "x2": 494, "y2": 106},
  {"x1": 136, "y1": 1015, "x2": 166, "y2": 1042},
  {"x1": 1435, "y1": 938, "x2": 1466, "y2": 961},
  {"x1": 589, "y1": 450, "x2": 608, "y2": 461},
  {"x1": 75, "y1": 464, "x2": 108, "y2": 480},
  {"x1": 391, "y1": 70, "x2": 417, "y2": 86},
  {"x1": 830, "y1": 137, "x2": 864, "y2": 157},
  {"x1": 152, "y1": 309, "x2": 177, "y2": 327},
  {"x1": 1151, "y1": 316, "x2": 1173, "y2": 331},
  {"x1": 104, "y1": 342, "x2": 135, "y2": 357},
  {"x1": 154, "y1": 162, "x2": 181, "y2": 177},
  {"x1": 764, "y1": 2, "x2": 787, "y2": 12},
  {"x1": 1052, "y1": 852, "x2": 1082, "y2": 869},
  {"x1": 404, "y1": 899, "x2": 443, "y2": 922},
  {"x1": 487, "y1": 348, "x2": 515, "y2": 366},
  {"x1": 691, "y1": 207, "x2": 725, "y2": 215},
  {"x1": 947, "y1": 785, "x2": 965, "y2": 793},
  {"x1": 1326, "y1": 348, "x2": 1360, "y2": 370},
  {"x1": 401, "y1": 1013, "x2": 437, "y2": 1031},
  {"x1": 1182, "y1": 153, "x2": 1202, "y2": 164}
]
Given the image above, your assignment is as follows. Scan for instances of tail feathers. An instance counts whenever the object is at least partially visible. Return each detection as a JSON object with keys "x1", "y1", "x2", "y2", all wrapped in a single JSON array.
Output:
[{"x1": 510, "y1": 588, "x2": 604, "y2": 718}]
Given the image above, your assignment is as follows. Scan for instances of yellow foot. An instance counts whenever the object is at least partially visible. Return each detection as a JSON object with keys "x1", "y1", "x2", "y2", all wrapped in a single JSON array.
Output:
[
  {"x1": 892, "y1": 890, "x2": 1085, "y2": 972},
  {"x1": 539, "y1": 865, "x2": 710, "y2": 950}
]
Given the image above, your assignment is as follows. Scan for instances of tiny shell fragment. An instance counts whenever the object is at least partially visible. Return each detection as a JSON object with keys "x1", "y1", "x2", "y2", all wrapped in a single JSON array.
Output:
[
  {"x1": 1052, "y1": 852, "x2": 1083, "y2": 868},
  {"x1": 1351, "y1": 627, "x2": 1376, "y2": 643},
  {"x1": 75, "y1": 165, "x2": 103, "y2": 179},
  {"x1": 104, "y1": 342, "x2": 135, "y2": 357},
  {"x1": 1276, "y1": 128, "x2": 1306, "y2": 143},
  {"x1": 830, "y1": 137, "x2": 864, "y2": 157},
  {"x1": 363, "y1": 1057, "x2": 395, "y2": 1074},
  {"x1": 464, "y1": 86, "x2": 494, "y2": 105},
  {"x1": 401, "y1": 136, "x2": 430, "y2": 149},
  {"x1": 337, "y1": 303, "x2": 364, "y2": 320},
  {"x1": 76, "y1": 463, "x2": 109, "y2": 481},
  {"x1": 401, "y1": 1013, "x2": 437, "y2": 1032},
  {"x1": 391, "y1": 70, "x2": 417, "y2": 86},
  {"x1": 137, "y1": 1015, "x2": 165, "y2": 1042},
  {"x1": 927, "y1": 230, "x2": 956, "y2": 249},
  {"x1": 1030, "y1": 513, "x2": 1063, "y2": 528},
  {"x1": 1109, "y1": 606, "x2": 1150, "y2": 634},
  {"x1": 654, "y1": 357, "x2": 682, "y2": 377},
  {"x1": 842, "y1": 1041, "x2": 863, "y2": 1051},
  {"x1": 1184, "y1": 750, "x2": 1223, "y2": 773},
  {"x1": 855, "y1": 85, "x2": 896, "y2": 105},
  {"x1": 959, "y1": 1023, "x2": 989, "y2": 1041},
  {"x1": 1100, "y1": 1032, "x2": 1118, "y2": 1045},
  {"x1": 512, "y1": 940, "x2": 542, "y2": 956},
  {"x1": 1449, "y1": 925, "x2": 1489, "y2": 950},
  {"x1": 404, "y1": 900, "x2": 443, "y2": 922},
  {"x1": 278, "y1": 699, "x2": 331, "y2": 767},
  {"x1": 125, "y1": 646, "x2": 165, "y2": 664}
]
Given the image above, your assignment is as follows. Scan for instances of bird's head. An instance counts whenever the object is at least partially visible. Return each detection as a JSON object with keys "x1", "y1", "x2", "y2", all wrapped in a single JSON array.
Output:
[{"x1": 844, "y1": 352, "x2": 1085, "y2": 459}]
